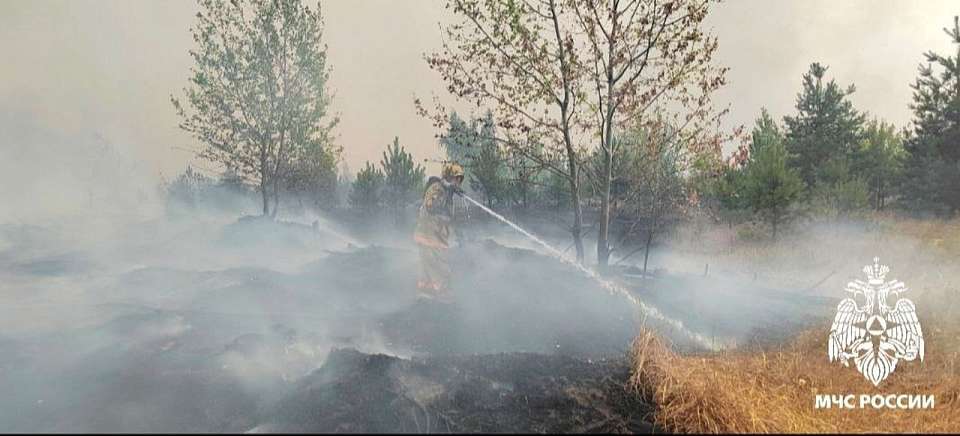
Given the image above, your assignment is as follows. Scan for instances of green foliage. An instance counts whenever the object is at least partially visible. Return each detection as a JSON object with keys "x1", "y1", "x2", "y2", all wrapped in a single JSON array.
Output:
[
  {"x1": 440, "y1": 111, "x2": 512, "y2": 209},
  {"x1": 710, "y1": 110, "x2": 787, "y2": 216},
  {"x1": 502, "y1": 138, "x2": 547, "y2": 212},
  {"x1": 615, "y1": 126, "x2": 689, "y2": 271},
  {"x1": 284, "y1": 141, "x2": 341, "y2": 211},
  {"x1": 809, "y1": 171, "x2": 870, "y2": 219},
  {"x1": 783, "y1": 63, "x2": 866, "y2": 187},
  {"x1": 852, "y1": 119, "x2": 905, "y2": 210},
  {"x1": 166, "y1": 166, "x2": 213, "y2": 212},
  {"x1": 684, "y1": 147, "x2": 733, "y2": 219},
  {"x1": 713, "y1": 165, "x2": 748, "y2": 216},
  {"x1": 165, "y1": 165, "x2": 256, "y2": 217},
  {"x1": 751, "y1": 108, "x2": 782, "y2": 156},
  {"x1": 334, "y1": 160, "x2": 354, "y2": 208},
  {"x1": 349, "y1": 161, "x2": 384, "y2": 215},
  {"x1": 543, "y1": 168, "x2": 572, "y2": 213},
  {"x1": 466, "y1": 112, "x2": 507, "y2": 208},
  {"x1": 172, "y1": 0, "x2": 338, "y2": 217},
  {"x1": 439, "y1": 112, "x2": 473, "y2": 167},
  {"x1": 426, "y1": 0, "x2": 726, "y2": 263},
  {"x1": 739, "y1": 112, "x2": 806, "y2": 239},
  {"x1": 217, "y1": 166, "x2": 250, "y2": 196},
  {"x1": 901, "y1": 16, "x2": 960, "y2": 215},
  {"x1": 380, "y1": 137, "x2": 426, "y2": 226},
  {"x1": 704, "y1": 109, "x2": 783, "y2": 226},
  {"x1": 735, "y1": 222, "x2": 767, "y2": 242},
  {"x1": 586, "y1": 130, "x2": 639, "y2": 205},
  {"x1": 780, "y1": 64, "x2": 873, "y2": 218}
]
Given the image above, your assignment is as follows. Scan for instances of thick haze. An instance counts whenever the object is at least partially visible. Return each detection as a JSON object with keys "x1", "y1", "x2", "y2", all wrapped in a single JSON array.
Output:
[
  {"x1": 1, "y1": 3, "x2": 958, "y2": 431},
  {"x1": 1, "y1": 0, "x2": 956, "y2": 184}
]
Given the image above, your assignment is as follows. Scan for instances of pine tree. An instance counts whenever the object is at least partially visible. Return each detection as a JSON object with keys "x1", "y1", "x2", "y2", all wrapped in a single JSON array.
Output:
[
  {"x1": 751, "y1": 108, "x2": 782, "y2": 156},
  {"x1": 439, "y1": 112, "x2": 473, "y2": 166},
  {"x1": 809, "y1": 157, "x2": 869, "y2": 219},
  {"x1": 503, "y1": 136, "x2": 546, "y2": 212},
  {"x1": 783, "y1": 63, "x2": 866, "y2": 187},
  {"x1": 853, "y1": 119, "x2": 905, "y2": 211},
  {"x1": 349, "y1": 161, "x2": 384, "y2": 215},
  {"x1": 467, "y1": 112, "x2": 506, "y2": 208},
  {"x1": 712, "y1": 164, "x2": 748, "y2": 222},
  {"x1": 901, "y1": 16, "x2": 960, "y2": 215},
  {"x1": 741, "y1": 111, "x2": 805, "y2": 239},
  {"x1": 380, "y1": 137, "x2": 426, "y2": 227}
]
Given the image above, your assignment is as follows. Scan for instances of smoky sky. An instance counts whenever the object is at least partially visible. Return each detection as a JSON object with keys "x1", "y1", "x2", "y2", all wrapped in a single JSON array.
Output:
[{"x1": 1, "y1": 0, "x2": 956, "y2": 183}]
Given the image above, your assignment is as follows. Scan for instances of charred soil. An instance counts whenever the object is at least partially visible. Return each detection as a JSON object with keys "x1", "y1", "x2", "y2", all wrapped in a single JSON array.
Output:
[{"x1": 265, "y1": 348, "x2": 660, "y2": 433}]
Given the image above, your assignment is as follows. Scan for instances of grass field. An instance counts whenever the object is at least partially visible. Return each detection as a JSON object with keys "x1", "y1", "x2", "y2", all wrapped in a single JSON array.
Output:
[{"x1": 629, "y1": 216, "x2": 960, "y2": 433}]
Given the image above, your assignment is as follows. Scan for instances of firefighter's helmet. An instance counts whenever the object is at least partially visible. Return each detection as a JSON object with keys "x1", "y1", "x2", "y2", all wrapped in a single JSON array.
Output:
[{"x1": 442, "y1": 162, "x2": 465, "y2": 180}]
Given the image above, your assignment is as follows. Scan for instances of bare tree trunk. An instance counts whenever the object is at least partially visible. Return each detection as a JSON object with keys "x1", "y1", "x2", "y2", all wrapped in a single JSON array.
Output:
[
  {"x1": 260, "y1": 153, "x2": 271, "y2": 217},
  {"x1": 270, "y1": 129, "x2": 288, "y2": 220},
  {"x1": 597, "y1": 17, "x2": 617, "y2": 268},
  {"x1": 270, "y1": 162, "x2": 283, "y2": 219},
  {"x1": 270, "y1": 166, "x2": 281, "y2": 219},
  {"x1": 873, "y1": 176, "x2": 879, "y2": 211},
  {"x1": 642, "y1": 230, "x2": 653, "y2": 276},
  {"x1": 597, "y1": 126, "x2": 613, "y2": 266},
  {"x1": 566, "y1": 160, "x2": 585, "y2": 263},
  {"x1": 880, "y1": 182, "x2": 886, "y2": 210},
  {"x1": 261, "y1": 185, "x2": 270, "y2": 216},
  {"x1": 549, "y1": 0, "x2": 584, "y2": 264},
  {"x1": 562, "y1": 124, "x2": 585, "y2": 264},
  {"x1": 772, "y1": 213, "x2": 779, "y2": 241},
  {"x1": 597, "y1": 143, "x2": 613, "y2": 266},
  {"x1": 877, "y1": 177, "x2": 884, "y2": 211},
  {"x1": 271, "y1": 183, "x2": 280, "y2": 219}
]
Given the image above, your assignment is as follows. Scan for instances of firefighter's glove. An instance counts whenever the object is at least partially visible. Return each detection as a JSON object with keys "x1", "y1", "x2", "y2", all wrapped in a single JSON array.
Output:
[{"x1": 442, "y1": 179, "x2": 465, "y2": 196}]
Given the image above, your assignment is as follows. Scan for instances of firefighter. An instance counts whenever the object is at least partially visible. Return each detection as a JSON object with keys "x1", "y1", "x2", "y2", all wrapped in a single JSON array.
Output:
[{"x1": 413, "y1": 162, "x2": 465, "y2": 303}]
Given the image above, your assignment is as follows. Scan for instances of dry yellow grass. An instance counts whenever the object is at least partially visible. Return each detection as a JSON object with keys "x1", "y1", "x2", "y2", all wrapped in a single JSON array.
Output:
[
  {"x1": 666, "y1": 216, "x2": 960, "y2": 297},
  {"x1": 888, "y1": 216, "x2": 960, "y2": 256},
  {"x1": 629, "y1": 319, "x2": 960, "y2": 433},
  {"x1": 628, "y1": 216, "x2": 960, "y2": 433}
]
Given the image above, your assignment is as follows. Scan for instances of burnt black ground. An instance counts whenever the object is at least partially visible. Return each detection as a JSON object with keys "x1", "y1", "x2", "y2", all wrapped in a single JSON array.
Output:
[
  {"x1": 0, "y1": 218, "x2": 827, "y2": 432},
  {"x1": 379, "y1": 239, "x2": 643, "y2": 357},
  {"x1": 261, "y1": 348, "x2": 660, "y2": 433}
]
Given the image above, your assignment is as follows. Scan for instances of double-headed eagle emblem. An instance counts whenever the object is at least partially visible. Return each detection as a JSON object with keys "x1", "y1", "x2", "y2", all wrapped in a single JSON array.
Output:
[{"x1": 828, "y1": 257, "x2": 924, "y2": 386}]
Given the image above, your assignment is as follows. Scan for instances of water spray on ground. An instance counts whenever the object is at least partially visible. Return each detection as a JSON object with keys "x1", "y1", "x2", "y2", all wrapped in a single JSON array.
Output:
[{"x1": 461, "y1": 193, "x2": 720, "y2": 351}]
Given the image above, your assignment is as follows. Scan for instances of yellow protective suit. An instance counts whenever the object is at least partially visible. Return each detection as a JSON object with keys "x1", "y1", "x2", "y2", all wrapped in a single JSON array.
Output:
[{"x1": 413, "y1": 177, "x2": 455, "y2": 301}]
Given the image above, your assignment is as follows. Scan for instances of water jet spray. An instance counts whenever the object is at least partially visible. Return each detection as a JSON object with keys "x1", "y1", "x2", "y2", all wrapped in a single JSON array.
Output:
[{"x1": 459, "y1": 193, "x2": 721, "y2": 351}]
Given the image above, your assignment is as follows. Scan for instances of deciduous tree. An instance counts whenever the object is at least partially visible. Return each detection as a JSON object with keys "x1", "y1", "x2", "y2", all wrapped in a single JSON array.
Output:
[
  {"x1": 172, "y1": 0, "x2": 338, "y2": 218},
  {"x1": 420, "y1": 0, "x2": 590, "y2": 261},
  {"x1": 572, "y1": 0, "x2": 730, "y2": 266}
]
